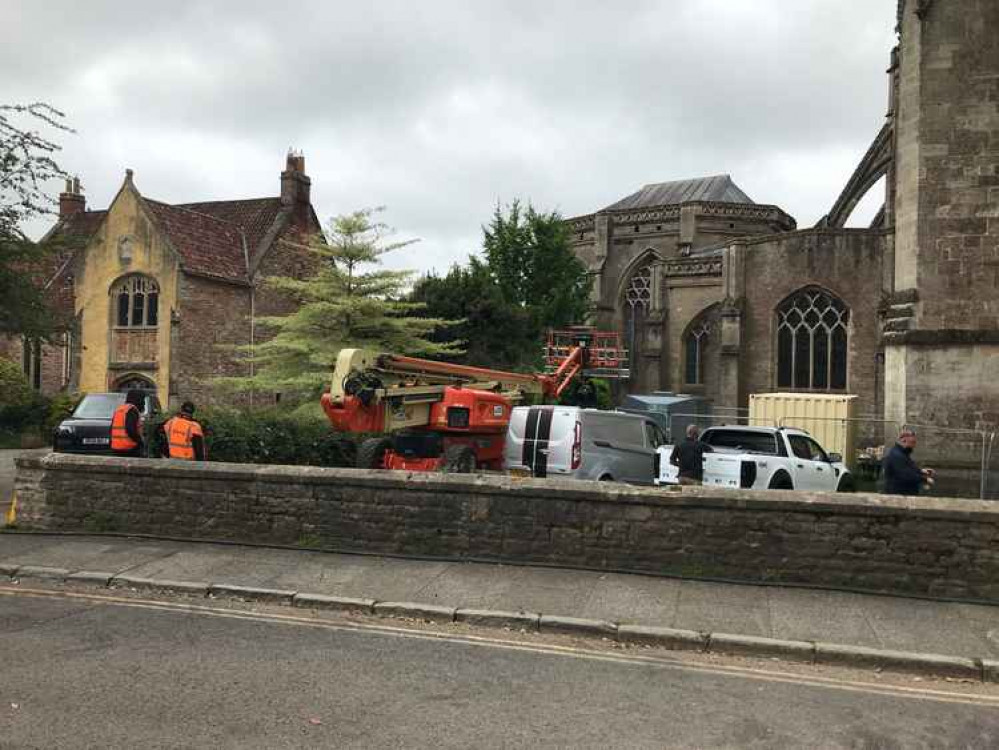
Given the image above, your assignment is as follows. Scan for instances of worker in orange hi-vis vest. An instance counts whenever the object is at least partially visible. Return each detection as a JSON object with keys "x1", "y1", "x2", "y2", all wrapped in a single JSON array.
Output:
[
  {"x1": 159, "y1": 401, "x2": 206, "y2": 461},
  {"x1": 110, "y1": 390, "x2": 146, "y2": 457}
]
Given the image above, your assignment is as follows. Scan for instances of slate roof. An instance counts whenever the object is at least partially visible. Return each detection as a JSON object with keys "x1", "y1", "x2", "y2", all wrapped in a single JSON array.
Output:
[{"x1": 602, "y1": 174, "x2": 754, "y2": 212}]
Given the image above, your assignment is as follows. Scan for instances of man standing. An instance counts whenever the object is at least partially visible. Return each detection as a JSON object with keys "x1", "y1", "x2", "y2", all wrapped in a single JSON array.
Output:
[
  {"x1": 160, "y1": 401, "x2": 206, "y2": 461},
  {"x1": 110, "y1": 390, "x2": 146, "y2": 458},
  {"x1": 883, "y1": 429, "x2": 934, "y2": 495},
  {"x1": 670, "y1": 424, "x2": 713, "y2": 486}
]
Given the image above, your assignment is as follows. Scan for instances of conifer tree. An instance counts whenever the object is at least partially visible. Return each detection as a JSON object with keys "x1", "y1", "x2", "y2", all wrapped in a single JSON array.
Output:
[{"x1": 222, "y1": 208, "x2": 460, "y2": 398}]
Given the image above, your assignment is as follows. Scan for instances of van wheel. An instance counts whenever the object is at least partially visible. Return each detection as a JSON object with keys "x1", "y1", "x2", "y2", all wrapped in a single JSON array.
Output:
[
  {"x1": 443, "y1": 444, "x2": 476, "y2": 474},
  {"x1": 357, "y1": 437, "x2": 392, "y2": 470},
  {"x1": 837, "y1": 475, "x2": 856, "y2": 493},
  {"x1": 768, "y1": 471, "x2": 793, "y2": 490}
]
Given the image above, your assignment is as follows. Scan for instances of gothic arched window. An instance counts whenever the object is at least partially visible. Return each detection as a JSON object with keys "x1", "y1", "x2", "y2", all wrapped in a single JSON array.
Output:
[
  {"x1": 776, "y1": 288, "x2": 849, "y2": 390},
  {"x1": 684, "y1": 319, "x2": 711, "y2": 385},
  {"x1": 111, "y1": 275, "x2": 159, "y2": 328},
  {"x1": 623, "y1": 265, "x2": 653, "y2": 366}
]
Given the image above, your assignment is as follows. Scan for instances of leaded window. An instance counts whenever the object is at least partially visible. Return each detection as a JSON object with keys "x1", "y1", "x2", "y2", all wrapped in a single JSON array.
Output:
[
  {"x1": 111, "y1": 276, "x2": 159, "y2": 328},
  {"x1": 776, "y1": 288, "x2": 849, "y2": 390}
]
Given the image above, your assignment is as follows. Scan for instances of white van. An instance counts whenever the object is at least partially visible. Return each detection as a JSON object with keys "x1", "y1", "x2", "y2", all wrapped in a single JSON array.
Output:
[{"x1": 503, "y1": 406, "x2": 665, "y2": 484}]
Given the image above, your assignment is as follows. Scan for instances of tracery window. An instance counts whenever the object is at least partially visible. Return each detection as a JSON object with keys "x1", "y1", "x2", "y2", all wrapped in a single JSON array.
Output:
[
  {"x1": 111, "y1": 275, "x2": 159, "y2": 328},
  {"x1": 776, "y1": 288, "x2": 849, "y2": 390},
  {"x1": 623, "y1": 265, "x2": 653, "y2": 367},
  {"x1": 684, "y1": 319, "x2": 711, "y2": 385}
]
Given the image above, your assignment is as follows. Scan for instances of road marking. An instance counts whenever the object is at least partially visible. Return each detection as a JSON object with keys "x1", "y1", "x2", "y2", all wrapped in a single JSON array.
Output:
[{"x1": 2, "y1": 584, "x2": 997, "y2": 708}]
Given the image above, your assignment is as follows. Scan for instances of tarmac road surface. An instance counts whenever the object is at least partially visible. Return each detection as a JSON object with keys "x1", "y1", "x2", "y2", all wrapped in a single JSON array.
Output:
[{"x1": 1, "y1": 586, "x2": 997, "y2": 749}]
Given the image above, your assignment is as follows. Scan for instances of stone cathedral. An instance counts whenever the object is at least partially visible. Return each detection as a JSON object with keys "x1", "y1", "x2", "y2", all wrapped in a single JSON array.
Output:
[{"x1": 569, "y1": 0, "x2": 998, "y2": 493}]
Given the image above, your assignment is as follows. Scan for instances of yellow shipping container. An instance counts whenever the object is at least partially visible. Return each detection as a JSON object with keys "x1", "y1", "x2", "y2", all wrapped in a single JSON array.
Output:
[{"x1": 749, "y1": 393, "x2": 858, "y2": 468}]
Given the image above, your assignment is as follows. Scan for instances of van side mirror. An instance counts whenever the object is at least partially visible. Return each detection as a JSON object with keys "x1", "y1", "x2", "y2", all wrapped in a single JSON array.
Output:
[{"x1": 827, "y1": 452, "x2": 842, "y2": 464}]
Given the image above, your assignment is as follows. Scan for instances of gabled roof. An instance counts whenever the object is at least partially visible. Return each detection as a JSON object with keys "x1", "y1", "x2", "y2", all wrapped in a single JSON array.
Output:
[
  {"x1": 37, "y1": 209, "x2": 108, "y2": 286},
  {"x1": 602, "y1": 174, "x2": 754, "y2": 212},
  {"x1": 175, "y1": 198, "x2": 284, "y2": 257},
  {"x1": 143, "y1": 200, "x2": 250, "y2": 283}
]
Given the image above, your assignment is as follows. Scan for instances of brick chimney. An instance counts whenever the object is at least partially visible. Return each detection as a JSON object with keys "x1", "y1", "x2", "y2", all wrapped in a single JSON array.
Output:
[
  {"x1": 59, "y1": 176, "x2": 86, "y2": 218},
  {"x1": 280, "y1": 150, "x2": 311, "y2": 216}
]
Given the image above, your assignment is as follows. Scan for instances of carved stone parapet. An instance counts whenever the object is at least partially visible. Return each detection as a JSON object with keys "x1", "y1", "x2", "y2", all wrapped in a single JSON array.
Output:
[{"x1": 662, "y1": 259, "x2": 723, "y2": 277}]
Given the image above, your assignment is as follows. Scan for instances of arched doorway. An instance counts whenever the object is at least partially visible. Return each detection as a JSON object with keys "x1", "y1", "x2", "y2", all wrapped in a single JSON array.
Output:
[{"x1": 113, "y1": 374, "x2": 156, "y2": 393}]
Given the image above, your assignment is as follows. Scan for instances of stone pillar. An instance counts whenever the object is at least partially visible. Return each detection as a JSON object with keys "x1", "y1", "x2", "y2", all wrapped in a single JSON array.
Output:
[
  {"x1": 718, "y1": 243, "x2": 746, "y2": 408},
  {"x1": 885, "y1": 0, "x2": 999, "y2": 489}
]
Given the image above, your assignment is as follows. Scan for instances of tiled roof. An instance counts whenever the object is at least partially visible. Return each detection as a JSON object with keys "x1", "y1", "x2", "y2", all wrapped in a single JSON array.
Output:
[
  {"x1": 602, "y1": 174, "x2": 754, "y2": 212},
  {"x1": 175, "y1": 198, "x2": 284, "y2": 257},
  {"x1": 37, "y1": 209, "x2": 108, "y2": 286},
  {"x1": 143, "y1": 200, "x2": 249, "y2": 283}
]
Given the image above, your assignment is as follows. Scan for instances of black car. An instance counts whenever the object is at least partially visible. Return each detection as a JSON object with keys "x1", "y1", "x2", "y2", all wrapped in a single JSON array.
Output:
[{"x1": 53, "y1": 392, "x2": 163, "y2": 455}]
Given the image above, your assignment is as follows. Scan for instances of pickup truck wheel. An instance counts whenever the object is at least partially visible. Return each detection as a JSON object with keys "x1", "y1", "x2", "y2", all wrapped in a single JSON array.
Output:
[
  {"x1": 443, "y1": 444, "x2": 476, "y2": 473},
  {"x1": 357, "y1": 437, "x2": 392, "y2": 470},
  {"x1": 768, "y1": 471, "x2": 794, "y2": 490},
  {"x1": 837, "y1": 475, "x2": 856, "y2": 493}
]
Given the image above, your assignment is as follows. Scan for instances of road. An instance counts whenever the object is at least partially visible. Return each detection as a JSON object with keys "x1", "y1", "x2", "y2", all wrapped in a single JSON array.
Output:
[{"x1": 1, "y1": 587, "x2": 997, "y2": 749}]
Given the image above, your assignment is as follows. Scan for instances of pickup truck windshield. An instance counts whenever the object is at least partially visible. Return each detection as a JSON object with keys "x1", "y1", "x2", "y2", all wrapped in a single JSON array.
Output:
[{"x1": 702, "y1": 429, "x2": 778, "y2": 455}]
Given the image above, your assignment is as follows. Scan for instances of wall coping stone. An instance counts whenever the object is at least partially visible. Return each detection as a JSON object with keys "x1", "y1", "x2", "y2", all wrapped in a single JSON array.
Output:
[{"x1": 18, "y1": 453, "x2": 999, "y2": 524}]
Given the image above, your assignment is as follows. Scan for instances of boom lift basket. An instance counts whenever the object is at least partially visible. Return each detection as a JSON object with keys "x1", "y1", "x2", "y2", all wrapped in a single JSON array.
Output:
[{"x1": 545, "y1": 327, "x2": 630, "y2": 380}]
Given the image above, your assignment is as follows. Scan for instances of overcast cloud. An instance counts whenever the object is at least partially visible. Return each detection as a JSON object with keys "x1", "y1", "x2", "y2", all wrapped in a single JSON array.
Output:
[{"x1": 3, "y1": 0, "x2": 897, "y2": 273}]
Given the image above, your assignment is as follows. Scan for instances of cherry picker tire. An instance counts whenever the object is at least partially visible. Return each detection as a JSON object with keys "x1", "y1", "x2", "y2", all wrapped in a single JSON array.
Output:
[
  {"x1": 443, "y1": 444, "x2": 476, "y2": 474},
  {"x1": 357, "y1": 437, "x2": 392, "y2": 470}
]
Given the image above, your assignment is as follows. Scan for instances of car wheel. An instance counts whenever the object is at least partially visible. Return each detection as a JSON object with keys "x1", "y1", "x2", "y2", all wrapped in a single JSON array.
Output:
[
  {"x1": 768, "y1": 471, "x2": 794, "y2": 490},
  {"x1": 598, "y1": 474, "x2": 614, "y2": 482}
]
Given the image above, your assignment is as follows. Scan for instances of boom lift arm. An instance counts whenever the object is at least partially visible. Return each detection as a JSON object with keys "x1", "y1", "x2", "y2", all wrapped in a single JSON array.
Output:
[{"x1": 319, "y1": 328, "x2": 629, "y2": 471}]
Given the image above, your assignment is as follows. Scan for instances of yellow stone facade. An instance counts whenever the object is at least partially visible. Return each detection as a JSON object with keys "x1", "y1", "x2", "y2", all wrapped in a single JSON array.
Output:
[{"x1": 73, "y1": 179, "x2": 179, "y2": 406}]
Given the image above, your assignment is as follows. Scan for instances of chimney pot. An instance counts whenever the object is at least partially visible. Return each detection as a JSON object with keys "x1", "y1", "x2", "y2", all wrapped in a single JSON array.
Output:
[
  {"x1": 59, "y1": 175, "x2": 86, "y2": 218},
  {"x1": 280, "y1": 150, "x2": 311, "y2": 215}
]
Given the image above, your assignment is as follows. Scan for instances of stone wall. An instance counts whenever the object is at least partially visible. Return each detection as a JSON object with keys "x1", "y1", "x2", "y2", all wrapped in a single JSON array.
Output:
[
  {"x1": 737, "y1": 229, "x2": 890, "y2": 423},
  {"x1": 13, "y1": 454, "x2": 999, "y2": 601}
]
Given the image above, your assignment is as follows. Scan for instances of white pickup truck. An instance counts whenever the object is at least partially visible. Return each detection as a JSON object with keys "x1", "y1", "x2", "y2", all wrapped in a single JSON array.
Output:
[{"x1": 656, "y1": 425, "x2": 854, "y2": 492}]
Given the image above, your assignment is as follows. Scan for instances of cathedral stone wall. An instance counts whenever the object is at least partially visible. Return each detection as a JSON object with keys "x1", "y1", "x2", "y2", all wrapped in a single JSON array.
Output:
[{"x1": 736, "y1": 230, "x2": 889, "y2": 428}]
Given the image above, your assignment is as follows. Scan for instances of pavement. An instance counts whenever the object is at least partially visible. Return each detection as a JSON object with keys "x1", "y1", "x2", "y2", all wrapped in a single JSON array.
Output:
[
  {"x1": 1, "y1": 590, "x2": 998, "y2": 749},
  {"x1": 2, "y1": 531, "x2": 998, "y2": 666}
]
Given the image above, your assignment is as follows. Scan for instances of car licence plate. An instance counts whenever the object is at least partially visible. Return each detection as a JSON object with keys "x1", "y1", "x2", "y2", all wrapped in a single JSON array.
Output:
[{"x1": 82, "y1": 438, "x2": 109, "y2": 445}]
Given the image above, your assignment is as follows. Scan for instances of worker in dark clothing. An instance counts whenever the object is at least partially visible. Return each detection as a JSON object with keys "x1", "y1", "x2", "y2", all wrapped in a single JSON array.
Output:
[
  {"x1": 883, "y1": 429, "x2": 934, "y2": 495},
  {"x1": 670, "y1": 424, "x2": 713, "y2": 486},
  {"x1": 159, "y1": 401, "x2": 206, "y2": 461},
  {"x1": 110, "y1": 389, "x2": 146, "y2": 458}
]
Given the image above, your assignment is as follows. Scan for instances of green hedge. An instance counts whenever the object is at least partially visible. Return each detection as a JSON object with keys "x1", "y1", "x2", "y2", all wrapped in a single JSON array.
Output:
[
  {"x1": 0, "y1": 357, "x2": 74, "y2": 446},
  {"x1": 158, "y1": 408, "x2": 359, "y2": 468}
]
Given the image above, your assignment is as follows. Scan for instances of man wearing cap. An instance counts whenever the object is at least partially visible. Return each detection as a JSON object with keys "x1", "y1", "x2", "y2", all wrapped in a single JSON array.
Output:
[
  {"x1": 160, "y1": 401, "x2": 207, "y2": 461},
  {"x1": 883, "y1": 428, "x2": 934, "y2": 495}
]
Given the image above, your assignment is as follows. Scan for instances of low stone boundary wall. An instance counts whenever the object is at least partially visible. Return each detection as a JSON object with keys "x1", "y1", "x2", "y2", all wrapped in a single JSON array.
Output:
[{"x1": 11, "y1": 454, "x2": 999, "y2": 601}]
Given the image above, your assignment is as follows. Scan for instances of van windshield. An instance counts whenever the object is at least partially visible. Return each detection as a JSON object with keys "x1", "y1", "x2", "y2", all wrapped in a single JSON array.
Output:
[{"x1": 72, "y1": 394, "x2": 125, "y2": 420}]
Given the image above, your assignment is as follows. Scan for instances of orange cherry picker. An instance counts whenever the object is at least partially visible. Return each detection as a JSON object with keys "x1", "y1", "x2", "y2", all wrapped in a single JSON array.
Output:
[{"x1": 320, "y1": 328, "x2": 629, "y2": 472}]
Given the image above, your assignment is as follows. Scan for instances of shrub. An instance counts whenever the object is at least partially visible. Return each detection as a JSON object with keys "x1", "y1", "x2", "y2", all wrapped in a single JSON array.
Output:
[
  {"x1": 0, "y1": 357, "x2": 49, "y2": 436},
  {"x1": 191, "y1": 407, "x2": 359, "y2": 468}
]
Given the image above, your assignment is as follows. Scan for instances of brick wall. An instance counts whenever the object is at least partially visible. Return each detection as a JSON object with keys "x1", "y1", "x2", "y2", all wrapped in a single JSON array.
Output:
[
  {"x1": 172, "y1": 275, "x2": 252, "y2": 408},
  {"x1": 13, "y1": 453, "x2": 999, "y2": 601}
]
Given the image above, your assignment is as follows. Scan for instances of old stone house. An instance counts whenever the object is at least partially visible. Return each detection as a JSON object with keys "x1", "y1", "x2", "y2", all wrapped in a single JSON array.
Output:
[
  {"x1": 570, "y1": 0, "x2": 997, "y2": 490},
  {"x1": 2, "y1": 153, "x2": 321, "y2": 409}
]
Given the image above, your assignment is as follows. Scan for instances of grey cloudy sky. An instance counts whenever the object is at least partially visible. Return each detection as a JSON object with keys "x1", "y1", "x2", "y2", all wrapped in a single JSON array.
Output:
[{"x1": 4, "y1": 0, "x2": 897, "y2": 273}]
